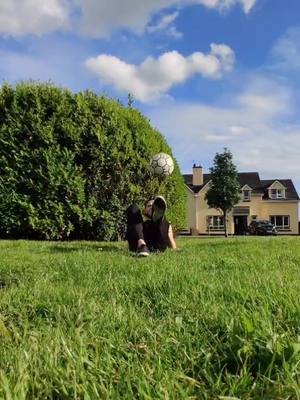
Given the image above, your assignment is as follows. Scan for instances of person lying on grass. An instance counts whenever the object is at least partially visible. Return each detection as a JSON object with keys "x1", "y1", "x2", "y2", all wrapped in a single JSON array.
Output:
[{"x1": 126, "y1": 196, "x2": 177, "y2": 257}]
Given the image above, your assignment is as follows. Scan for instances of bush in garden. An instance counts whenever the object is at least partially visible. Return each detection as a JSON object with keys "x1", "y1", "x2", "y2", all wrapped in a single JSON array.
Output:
[{"x1": 0, "y1": 82, "x2": 186, "y2": 240}]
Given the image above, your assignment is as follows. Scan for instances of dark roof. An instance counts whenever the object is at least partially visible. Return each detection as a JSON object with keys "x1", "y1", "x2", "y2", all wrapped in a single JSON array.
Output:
[
  {"x1": 183, "y1": 173, "x2": 211, "y2": 193},
  {"x1": 183, "y1": 172, "x2": 299, "y2": 200},
  {"x1": 260, "y1": 179, "x2": 300, "y2": 200},
  {"x1": 236, "y1": 172, "x2": 261, "y2": 191}
]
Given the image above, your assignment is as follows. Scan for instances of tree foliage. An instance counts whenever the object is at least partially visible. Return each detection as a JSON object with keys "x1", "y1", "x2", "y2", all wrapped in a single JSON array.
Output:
[
  {"x1": 0, "y1": 82, "x2": 186, "y2": 240},
  {"x1": 205, "y1": 148, "x2": 240, "y2": 236}
]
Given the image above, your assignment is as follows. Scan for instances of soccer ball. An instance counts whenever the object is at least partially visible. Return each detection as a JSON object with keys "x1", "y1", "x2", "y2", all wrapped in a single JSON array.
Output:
[{"x1": 149, "y1": 152, "x2": 174, "y2": 176}]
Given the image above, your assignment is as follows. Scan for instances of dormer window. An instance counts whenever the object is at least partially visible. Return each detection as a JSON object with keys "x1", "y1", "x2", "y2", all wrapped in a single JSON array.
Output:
[
  {"x1": 241, "y1": 185, "x2": 252, "y2": 202},
  {"x1": 267, "y1": 181, "x2": 286, "y2": 200},
  {"x1": 270, "y1": 189, "x2": 284, "y2": 199},
  {"x1": 243, "y1": 190, "x2": 250, "y2": 201}
]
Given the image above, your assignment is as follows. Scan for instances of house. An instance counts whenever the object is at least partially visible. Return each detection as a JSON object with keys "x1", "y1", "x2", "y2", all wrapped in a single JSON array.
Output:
[{"x1": 183, "y1": 164, "x2": 299, "y2": 235}]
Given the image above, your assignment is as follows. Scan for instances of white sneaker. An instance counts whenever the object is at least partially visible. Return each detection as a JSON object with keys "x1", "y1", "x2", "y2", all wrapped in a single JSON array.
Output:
[{"x1": 137, "y1": 245, "x2": 150, "y2": 257}]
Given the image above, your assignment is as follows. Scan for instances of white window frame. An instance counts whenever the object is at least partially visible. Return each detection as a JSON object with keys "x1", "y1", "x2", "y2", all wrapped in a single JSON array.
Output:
[
  {"x1": 270, "y1": 215, "x2": 290, "y2": 230},
  {"x1": 207, "y1": 216, "x2": 224, "y2": 231},
  {"x1": 270, "y1": 189, "x2": 285, "y2": 199},
  {"x1": 243, "y1": 190, "x2": 251, "y2": 201}
]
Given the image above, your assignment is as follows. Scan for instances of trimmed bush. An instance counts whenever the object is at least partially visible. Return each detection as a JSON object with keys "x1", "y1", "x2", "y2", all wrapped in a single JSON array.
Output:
[{"x1": 0, "y1": 82, "x2": 186, "y2": 240}]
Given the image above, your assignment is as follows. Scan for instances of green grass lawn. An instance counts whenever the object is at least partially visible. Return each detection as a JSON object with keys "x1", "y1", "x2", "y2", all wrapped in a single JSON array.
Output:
[{"x1": 1, "y1": 237, "x2": 300, "y2": 399}]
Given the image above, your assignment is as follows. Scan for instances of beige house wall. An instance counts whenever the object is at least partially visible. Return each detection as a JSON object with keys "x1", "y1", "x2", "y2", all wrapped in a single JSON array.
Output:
[
  {"x1": 196, "y1": 184, "x2": 223, "y2": 234},
  {"x1": 185, "y1": 185, "x2": 299, "y2": 235},
  {"x1": 186, "y1": 189, "x2": 196, "y2": 230},
  {"x1": 260, "y1": 201, "x2": 298, "y2": 234}
]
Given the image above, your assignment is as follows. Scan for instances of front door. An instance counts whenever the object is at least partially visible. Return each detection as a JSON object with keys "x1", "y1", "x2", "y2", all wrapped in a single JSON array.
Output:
[{"x1": 234, "y1": 216, "x2": 248, "y2": 235}]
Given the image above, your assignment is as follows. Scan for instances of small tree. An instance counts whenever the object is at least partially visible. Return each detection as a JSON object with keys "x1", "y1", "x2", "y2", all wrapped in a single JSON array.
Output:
[{"x1": 205, "y1": 148, "x2": 240, "y2": 237}]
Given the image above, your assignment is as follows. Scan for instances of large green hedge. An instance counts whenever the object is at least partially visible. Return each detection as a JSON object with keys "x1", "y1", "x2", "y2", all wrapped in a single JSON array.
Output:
[{"x1": 0, "y1": 82, "x2": 186, "y2": 240}]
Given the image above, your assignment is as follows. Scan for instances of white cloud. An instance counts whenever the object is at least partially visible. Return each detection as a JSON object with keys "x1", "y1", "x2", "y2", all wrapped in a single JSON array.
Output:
[
  {"x1": 85, "y1": 44, "x2": 235, "y2": 102},
  {"x1": 238, "y1": 93, "x2": 288, "y2": 115},
  {"x1": 0, "y1": 0, "x2": 69, "y2": 36},
  {"x1": 237, "y1": 74, "x2": 292, "y2": 116},
  {"x1": 194, "y1": 0, "x2": 256, "y2": 13},
  {"x1": 0, "y1": 0, "x2": 257, "y2": 37},
  {"x1": 146, "y1": 76, "x2": 300, "y2": 181},
  {"x1": 76, "y1": 0, "x2": 257, "y2": 37},
  {"x1": 140, "y1": 28, "x2": 299, "y2": 189},
  {"x1": 229, "y1": 125, "x2": 249, "y2": 135},
  {"x1": 270, "y1": 27, "x2": 300, "y2": 71},
  {"x1": 205, "y1": 124, "x2": 249, "y2": 141},
  {"x1": 147, "y1": 11, "x2": 183, "y2": 38},
  {"x1": 239, "y1": 0, "x2": 257, "y2": 13},
  {"x1": 148, "y1": 11, "x2": 179, "y2": 32}
]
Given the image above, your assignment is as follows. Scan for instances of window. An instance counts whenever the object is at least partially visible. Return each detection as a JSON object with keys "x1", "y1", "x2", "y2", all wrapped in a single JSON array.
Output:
[
  {"x1": 251, "y1": 215, "x2": 257, "y2": 220},
  {"x1": 207, "y1": 216, "x2": 224, "y2": 231},
  {"x1": 243, "y1": 190, "x2": 251, "y2": 201},
  {"x1": 270, "y1": 215, "x2": 290, "y2": 230},
  {"x1": 270, "y1": 189, "x2": 284, "y2": 199}
]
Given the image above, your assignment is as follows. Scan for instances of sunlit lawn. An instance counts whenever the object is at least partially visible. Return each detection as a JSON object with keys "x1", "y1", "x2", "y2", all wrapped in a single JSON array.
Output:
[{"x1": 0, "y1": 236, "x2": 300, "y2": 399}]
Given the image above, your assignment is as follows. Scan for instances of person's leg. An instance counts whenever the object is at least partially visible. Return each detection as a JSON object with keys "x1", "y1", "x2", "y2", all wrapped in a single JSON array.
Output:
[
  {"x1": 125, "y1": 204, "x2": 149, "y2": 256},
  {"x1": 143, "y1": 220, "x2": 156, "y2": 251},
  {"x1": 125, "y1": 204, "x2": 143, "y2": 251},
  {"x1": 145, "y1": 196, "x2": 170, "y2": 252},
  {"x1": 143, "y1": 218, "x2": 170, "y2": 252},
  {"x1": 154, "y1": 219, "x2": 170, "y2": 251}
]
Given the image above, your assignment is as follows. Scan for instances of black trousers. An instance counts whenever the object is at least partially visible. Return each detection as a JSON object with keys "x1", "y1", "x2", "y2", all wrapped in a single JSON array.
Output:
[{"x1": 125, "y1": 204, "x2": 170, "y2": 252}]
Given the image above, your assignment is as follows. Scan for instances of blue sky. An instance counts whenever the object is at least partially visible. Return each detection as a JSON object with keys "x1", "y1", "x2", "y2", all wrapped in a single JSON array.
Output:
[{"x1": 1, "y1": 0, "x2": 300, "y2": 193}]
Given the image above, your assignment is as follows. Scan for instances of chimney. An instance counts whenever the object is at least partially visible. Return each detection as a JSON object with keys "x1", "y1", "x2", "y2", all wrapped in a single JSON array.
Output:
[{"x1": 192, "y1": 164, "x2": 203, "y2": 186}]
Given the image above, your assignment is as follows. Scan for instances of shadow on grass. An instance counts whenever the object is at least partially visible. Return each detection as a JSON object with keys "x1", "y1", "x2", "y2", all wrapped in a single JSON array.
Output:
[
  {"x1": 195, "y1": 239, "x2": 251, "y2": 248},
  {"x1": 0, "y1": 275, "x2": 20, "y2": 290},
  {"x1": 49, "y1": 244, "x2": 124, "y2": 253}
]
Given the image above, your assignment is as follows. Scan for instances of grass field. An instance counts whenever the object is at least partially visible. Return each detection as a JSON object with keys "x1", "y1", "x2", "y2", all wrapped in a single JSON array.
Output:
[{"x1": 0, "y1": 237, "x2": 300, "y2": 399}]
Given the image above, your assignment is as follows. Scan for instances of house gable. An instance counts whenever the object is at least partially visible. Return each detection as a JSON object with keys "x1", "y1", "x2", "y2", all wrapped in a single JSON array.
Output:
[
  {"x1": 183, "y1": 173, "x2": 211, "y2": 194},
  {"x1": 184, "y1": 183, "x2": 196, "y2": 195},
  {"x1": 266, "y1": 180, "x2": 287, "y2": 200},
  {"x1": 268, "y1": 180, "x2": 286, "y2": 190},
  {"x1": 241, "y1": 184, "x2": 252, "y2": 191}
]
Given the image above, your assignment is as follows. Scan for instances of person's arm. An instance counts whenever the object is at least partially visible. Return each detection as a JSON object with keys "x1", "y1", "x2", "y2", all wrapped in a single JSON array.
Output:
[{"x1": 167, "y1": 224, "x2": 177, "y2": 250}]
